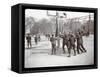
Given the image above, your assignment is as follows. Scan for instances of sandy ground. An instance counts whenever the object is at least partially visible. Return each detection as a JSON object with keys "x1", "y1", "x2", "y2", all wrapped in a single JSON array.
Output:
[{"x1": 25, "y1": 35, "x2": 94, "y2": 68}]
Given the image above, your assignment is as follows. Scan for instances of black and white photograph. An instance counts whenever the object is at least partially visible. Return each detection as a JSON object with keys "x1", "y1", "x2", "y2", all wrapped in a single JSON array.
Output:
[{"x1": 24, "y1": 9, "x2": 94, "y2": 68}]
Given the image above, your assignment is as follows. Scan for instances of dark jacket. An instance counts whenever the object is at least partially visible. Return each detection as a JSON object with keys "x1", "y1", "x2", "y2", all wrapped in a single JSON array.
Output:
[
  {"x1": 69, "y1": 35, "x2": 76, "y2": 45},
  {"x1": 26, "y1": 35, "x2": 31, "y2": 42},
  {"x1": 50, "y1": 37, "x2": 56, "y2": 45},
  {"x1": 76, "y1": 33, "x2": 83, "y2": 44}
]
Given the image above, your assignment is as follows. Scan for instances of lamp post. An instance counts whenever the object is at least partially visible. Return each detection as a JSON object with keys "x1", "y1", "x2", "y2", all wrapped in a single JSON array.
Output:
[
  {"x1": 47, "y1": 11, "x2": 67, "y2": 36},
  {"x1": 55, "y1": 11, "x2": 59, "y2": 37}
]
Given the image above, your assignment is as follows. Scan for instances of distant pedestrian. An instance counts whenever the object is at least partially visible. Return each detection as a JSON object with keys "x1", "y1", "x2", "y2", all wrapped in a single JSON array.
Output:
[
  {"x1": 34, "y1": 35, "x2": 38, "y2": 45},
  {"x1": 76, "y1": 31, "x2": 87, "y2": 54},
  {"x1": 50, "y1": 34, "x2": 57, "y2": 55},
  {"x1": 65, "y1": 33, "x2": 71, "y2": 57},
  {"x1": 69, "y1": 33, "x2": 76, "y2": 56},
  {"x1": 62, "y1": 34, "x2": 68, "y2": 54},
  {"x1": 61, "y1": 33, "x2": 70, "y2": 55},
  {"x1": 26, "y1": 34, "x2": 32, "y2": 48},
  {"x1": 38, "y1": 35, "x2": 41, "y2": 42}
]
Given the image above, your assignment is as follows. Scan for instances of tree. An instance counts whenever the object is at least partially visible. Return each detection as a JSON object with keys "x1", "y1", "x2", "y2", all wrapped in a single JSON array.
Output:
[
  {"x1": 30, "y1": 22, "x2": 40, "y2": 35},
  {"x1": 25, "y1": 16, "x2": 35, "y2": 33}
]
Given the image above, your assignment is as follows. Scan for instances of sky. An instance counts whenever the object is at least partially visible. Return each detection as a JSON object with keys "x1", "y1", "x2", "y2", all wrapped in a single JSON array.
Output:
[{"x1": 25, "y1": 9, "x2": 94, "y2": 21}]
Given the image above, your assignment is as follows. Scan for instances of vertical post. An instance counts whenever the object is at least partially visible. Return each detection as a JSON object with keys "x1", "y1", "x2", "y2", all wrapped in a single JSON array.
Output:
[
  {"x1": 88, "y1": 13, "x2": 91, "y2": 35},
  {"x1": 55, "y1": 11, "x2": 59, "y2": 37}
]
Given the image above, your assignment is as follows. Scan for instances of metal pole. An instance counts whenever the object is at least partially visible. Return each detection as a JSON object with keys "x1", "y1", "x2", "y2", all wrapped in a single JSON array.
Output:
[{"x1": 55, "y1": 11, "x2": 59, "y2": 37}]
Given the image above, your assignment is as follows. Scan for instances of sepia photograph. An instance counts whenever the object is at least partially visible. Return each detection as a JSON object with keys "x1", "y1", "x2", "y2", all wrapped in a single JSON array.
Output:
[{"x1": 24, "y1": 9, "x2": 94, "y2": 68}]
